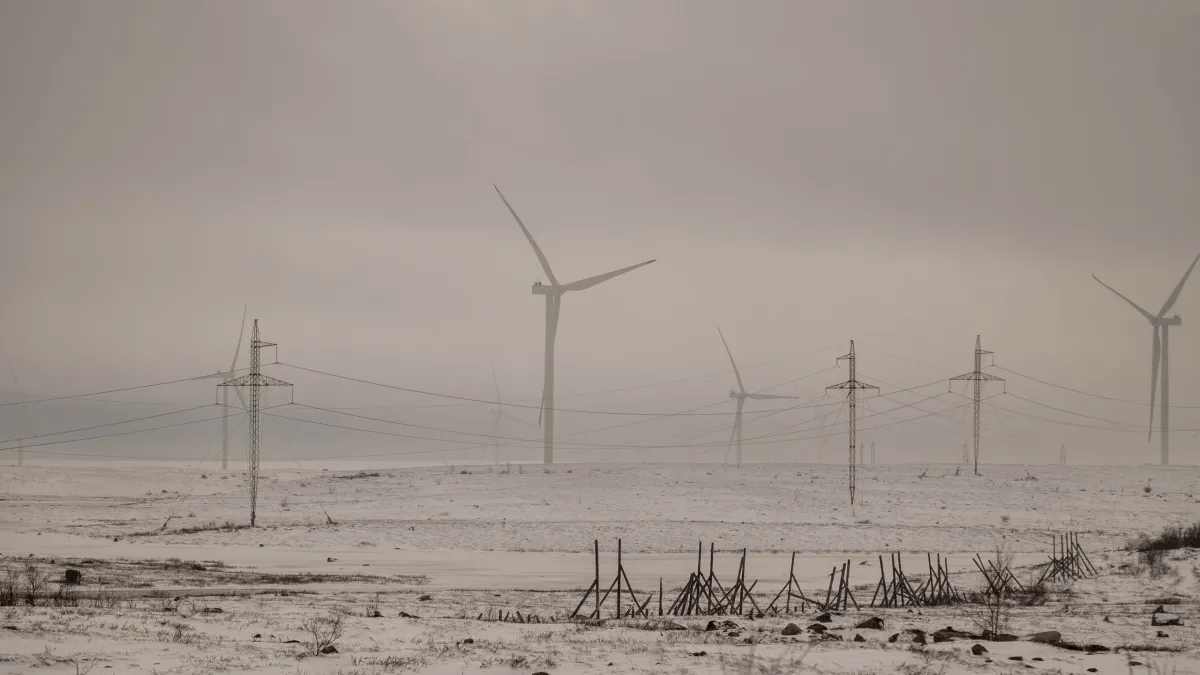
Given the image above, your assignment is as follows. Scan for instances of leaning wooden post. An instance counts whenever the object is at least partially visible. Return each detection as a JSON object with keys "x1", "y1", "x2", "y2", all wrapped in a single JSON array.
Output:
[
  {"x1": 659, "y1": 577, "x2": 664, "y2": 616},
  {"x1": 594, "y1": 539, "x2": 601, "y2": 618}
]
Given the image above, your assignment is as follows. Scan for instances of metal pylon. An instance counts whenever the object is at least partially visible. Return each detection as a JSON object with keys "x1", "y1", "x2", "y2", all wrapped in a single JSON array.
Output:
[
  {"x1": 219, "y1": 320, "x2": 292, "y2": 526},
  {"x1": 827, "y1": 341, "x2": 878, "y2": 505},
  {"x1": 950, "y1": 336, "x2": 1004, "y2": 476}
]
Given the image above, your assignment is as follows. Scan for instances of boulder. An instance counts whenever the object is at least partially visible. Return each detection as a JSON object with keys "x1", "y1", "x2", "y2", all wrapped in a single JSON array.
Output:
[
  {"x1": 418, "y1": 595, "x2": 432, "y2": 602},
  {"x1": 781, "y1": 623, "x2": 802, "y2": 636},
  {"x1": 1022, "y1": 631, "x2": 1061, "y2": 644},
  {"x1": 856, "y1": 617, "x2": 884, "y2": 630},
  {"x1": 932, "y1": 630, "x2": 954, "y2": 643},
  {"x1": 806, "y1": 623, "x2": 827, "y2": 634},
  {"x1": 853, "y1": 634, "x2": 866, "y2": 642},
  {"x1": 706, "y1": 621, "x2": 719, "y2": 632},
  {"x1": 814, "y1": 612, "x2": 834, "y2": 623},
  {"x1": 971, "y1": 644, "x2": 988, "y2": 656},
  {"x1": 1009, "y1": 656, "x2": 1023, "y2": 661},
  {"x1": 1152, "y1": 613, "x2": 1182, "y2": 627},
  {"x1": 461, "y1": 638, "x2": 474, "y2": 645},
  {"x1": 1157, "y1": 631, "x2": 1169, "y2": 638},
  {"x1": 319, "y1": 646, "x2": 338, "y2": 654},
  {"x1": 887, "y1": 633, "x2": 899, "y2": 643},
  {"x1": 1085, "y1": 645, "x2": 1110, "y2": 653}
]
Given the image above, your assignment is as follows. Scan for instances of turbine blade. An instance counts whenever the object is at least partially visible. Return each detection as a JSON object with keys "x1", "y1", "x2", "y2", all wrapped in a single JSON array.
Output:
[
  {"x1": 746, "y1": 393, "x2": 799, "y2": 400},
  {"x1": 494, "y1": 185, "x2": 559, "y2": 286},
  {"x1": 234, "y1": 385, "x2": 247, "y2": 410},
  {"x1": 1159, "y1": 251, "x2": 1200, "y2": 317},
  {"x1": 230, "y1": 305, "x2": 247, "y2": 372},
  {"x1": 561, "y1": 259, "x2": 655, "y2": 292},
  {"x1": 1149, "y1": 325, "x2": 1160, "y2": 441},
  {"x1": 491, "y1": 360, "x2": 502, "y2": 405},
  {"x1": 717, "y1": 326, "x2": 746, "y2": 393},
  {"x1": 537, "y1": 390, "x2": 544, "y2": 427},
  {"x1": 1091, "y1": 275, "x2": 1155, "y2": 322}
]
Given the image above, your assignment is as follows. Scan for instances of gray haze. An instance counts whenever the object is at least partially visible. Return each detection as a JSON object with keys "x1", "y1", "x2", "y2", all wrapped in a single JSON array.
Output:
[{"x1": 1, "y1": 1, "x2": 1198, "y2": 465}]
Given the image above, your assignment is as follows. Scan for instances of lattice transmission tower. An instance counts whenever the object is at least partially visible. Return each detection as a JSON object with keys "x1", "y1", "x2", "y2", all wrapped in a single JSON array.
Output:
[
  {"x1": 219, "y1": 320, "x2": 292, "y2": 526},
  {"x1": 949, "y1": 336, "x2": 1003, "y2": 476},
  {"x1": 826, "y1": 341, "x2": 877, "y2": 505}
]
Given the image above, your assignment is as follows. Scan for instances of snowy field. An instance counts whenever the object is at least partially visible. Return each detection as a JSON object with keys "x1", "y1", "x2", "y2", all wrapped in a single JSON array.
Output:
[{"x1": 1, "y1": 461, "x2": 1197, "y2": 674}]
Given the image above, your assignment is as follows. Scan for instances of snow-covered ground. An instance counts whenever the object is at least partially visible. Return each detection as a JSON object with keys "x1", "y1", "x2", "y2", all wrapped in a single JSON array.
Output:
[{"x1": 1, "y1": 461, "x2": 1197, "y2": 673}]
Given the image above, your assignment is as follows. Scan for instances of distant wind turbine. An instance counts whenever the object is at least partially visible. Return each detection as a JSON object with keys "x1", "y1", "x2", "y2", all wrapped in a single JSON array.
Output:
[
  {"x1": 1091, "y1": 251, "x2": 1200, "y2": 466},
  {"x1": 718, "y1": 328, "x2": 798, "y2": 468},
  {"x1": 194, "y1": 306, "x2": 248, "y2": 470},
  {"x1": 7, "y1": 361, "x2": 24, "y2": 467},
  {"x1": 489, "y1": 361, "x2": 533, "y2": 464},
  {"x1": 494, "y1": 185, "x2": 656, "y2": 464}
]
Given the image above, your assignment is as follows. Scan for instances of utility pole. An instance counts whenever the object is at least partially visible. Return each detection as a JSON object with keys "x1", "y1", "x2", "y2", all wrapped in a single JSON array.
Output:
[
  {"x1": 827, "y1": 341, "x2": 878, "y2": 505},
  {"x1": 1059, "y1": 444, "x2": 1066, "y2": 466},
  {"x1": 950, "y1": 336, "x2": 1004, "y2": 476},
  {"x1": 870, "y1": 440, "x2": 876, "y2": 466},
  {"x1": 219, "y1": 320, "x2": 292, "y2": 527}
]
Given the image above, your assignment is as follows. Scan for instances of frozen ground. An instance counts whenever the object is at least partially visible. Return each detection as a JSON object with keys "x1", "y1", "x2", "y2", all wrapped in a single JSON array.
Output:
[{"x1": 1, "y1": 461, "x2": 1197, "y2": 674}]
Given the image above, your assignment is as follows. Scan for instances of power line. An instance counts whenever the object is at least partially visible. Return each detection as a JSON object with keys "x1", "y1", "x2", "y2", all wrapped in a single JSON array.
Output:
[
  {"x1": 0, "y1": 369, "x2": 252, "y2": 408},
  {"x1": 990, "y1": 400, "x2": 1200, "y2": 433},
  {"x1": 0, "y1": 404, "x2": 215, "y2": 446},
  {"x1": 1003, "y1": 393, "x2": 1144, "y2": 428},
  {"x1": 14, "y1": 405, "x2": 287, "y2": 455},
  {"x1": 0, "y1": 391, "x2": 204, "y2": 407},
  {"x1": 992, "y1": 365, "x2": 1200, "y2": 408},
  {"x1": 335, "y1": 343, "x2": 849, "y2": 410},
  {"x1": 277, "y1": 362, "x2": 847, "y2": 417}
]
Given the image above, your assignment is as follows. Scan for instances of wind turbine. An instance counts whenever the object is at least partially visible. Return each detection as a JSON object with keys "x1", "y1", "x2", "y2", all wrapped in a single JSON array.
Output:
[
  {"x1": 1092, "y1": 251, "x2": 1200, "y2": 466},
  {"x1": 494, "y1": 185, "x2": 656, "y2": 464},
  {"x1": 194, "y1": 306, "x2": 247, "y2": 470},
  {"x1": 489, "y1": 361, "x2": 532, "y2": 464},
  {"x1": 717, "y1": 327, "x2": 798, "y2": 468}
]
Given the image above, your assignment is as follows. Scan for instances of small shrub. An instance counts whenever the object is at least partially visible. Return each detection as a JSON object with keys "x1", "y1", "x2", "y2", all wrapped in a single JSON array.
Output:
[
  {"x1": 22, "y1": 559, "x2": 50, "y2": 606},
  {"x1": 1144, "y1": 485, "x2": 1152, "y2": 494},
  {"x1": 301, "y1": 614, "x2": 345, "y2": 656},
  {"x1": 0, "y1": 567, "x2": 20, "y2": 606},
  {"x1": 1000, "y1": 515, "x2": 1010, "y2": 524},
  {"x1": 365, "y1": 593, "x2": 382, "y2": 618}
]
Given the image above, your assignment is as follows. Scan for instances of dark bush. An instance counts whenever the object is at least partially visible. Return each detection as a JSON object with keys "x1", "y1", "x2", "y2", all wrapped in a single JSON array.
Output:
[{"x1": 1132, "y1": 522, "x2": 1200, "y2": 553}]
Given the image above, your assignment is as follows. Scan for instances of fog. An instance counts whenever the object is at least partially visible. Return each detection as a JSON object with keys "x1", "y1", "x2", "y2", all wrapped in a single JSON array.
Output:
[{"x1": 1, "y1": 1, "x2": 1198, "y2": 465}]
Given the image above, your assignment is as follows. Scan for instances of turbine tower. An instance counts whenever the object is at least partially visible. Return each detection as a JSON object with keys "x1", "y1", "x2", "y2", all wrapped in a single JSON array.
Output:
[
  {"x1": 1092, "y1": 252, "x2": 1200, "y2": 466},
  {"x1": 494, "y1": 185, "x2": 655, "y2": 464},
  {"x1": 717, "y1": 328, "x2": 798, "y2": 468},
  {"x1": 194, "y1": 306, "x2": 247, "y2": 470}
]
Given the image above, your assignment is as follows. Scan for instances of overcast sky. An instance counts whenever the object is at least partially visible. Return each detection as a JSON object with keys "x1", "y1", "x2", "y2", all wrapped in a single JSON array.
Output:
[{"x1": 1, "y1": 1, "x2": 1198, "y2": 466}]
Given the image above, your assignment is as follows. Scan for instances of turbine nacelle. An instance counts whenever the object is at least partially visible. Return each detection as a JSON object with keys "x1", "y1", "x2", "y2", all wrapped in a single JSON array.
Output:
[{"x1": 1155, "y1": 316, "x2": 1182, "y2": 327}]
